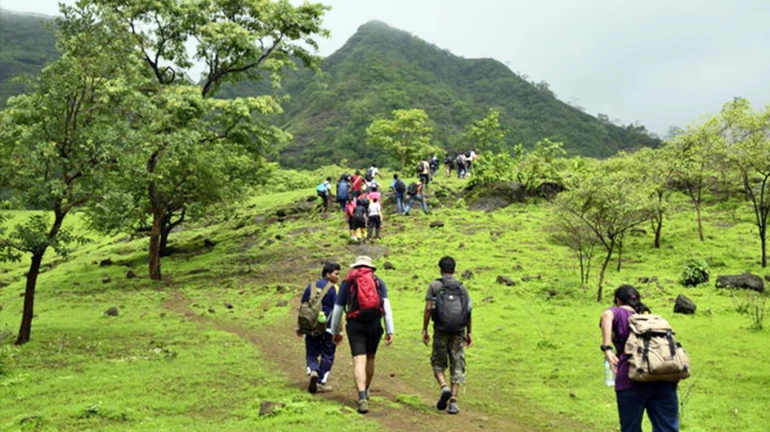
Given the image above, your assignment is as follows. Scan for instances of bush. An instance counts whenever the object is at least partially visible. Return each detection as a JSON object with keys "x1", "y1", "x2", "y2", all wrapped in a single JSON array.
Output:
[{"x1": 680, "y1": 258, "x2": 710, "y2": 287}]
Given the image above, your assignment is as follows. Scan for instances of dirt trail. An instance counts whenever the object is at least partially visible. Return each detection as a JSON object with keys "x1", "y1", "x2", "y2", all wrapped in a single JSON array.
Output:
[{"x1": 164, "y1": 290, "x2": 541, "y2": 432}]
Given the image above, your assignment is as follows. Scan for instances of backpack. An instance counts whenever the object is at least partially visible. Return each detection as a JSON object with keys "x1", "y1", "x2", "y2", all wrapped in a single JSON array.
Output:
[
  {"x1": 345, "y1": 268, "x2": 383, "y2": 321},
  {"x1": 345, "y1": 201, "x2": 356, "y2": 218},
  {"x1": 407, "y1": 182, "x2": 419, "y2": 196},
  {"x1": 432, "y1": 279, "x2": 470, "y2": 334},
  {"x1": 316, "y1": 183, "x2": 327, "y2": 194},
  {"x1": 394, "y1": 179, "x2": 406, "y2": 193},
  {"x1": 416, "y1": 161, "x2": 427, "y2": 174},
  {"x1": 297, "y1": 281, "x2": 334, "y2": 336},
  {"x1": 353, "y1": 204, "x2": 367, "y2": 224},
  {"x1": 624, "y1": 314, "x2": 691, "y2": 383},
  {"x1": 365, "y1": 168, "x2": 374, "y2": 181}
]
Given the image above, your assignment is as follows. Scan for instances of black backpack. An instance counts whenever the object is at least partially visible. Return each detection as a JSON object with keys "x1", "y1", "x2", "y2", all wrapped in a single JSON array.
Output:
[
  {"x1": 415, "y1": 161, "x2": 425, "y2": 174},
  {"x1": 395, "y1": 179, "x2": 406, "y2": 193},
  {"x1": 353, "y1": 204, "x2": 367, "y2": 223},
  {"x1": 407, "y1": 182, "x2": 418, "y2": 196},
  {"x1": 433, "y1": 279, "x2": 470, "y2": 334},
  {"x1": 365, "y1": 168, "x2": 374, "y2": 181}
]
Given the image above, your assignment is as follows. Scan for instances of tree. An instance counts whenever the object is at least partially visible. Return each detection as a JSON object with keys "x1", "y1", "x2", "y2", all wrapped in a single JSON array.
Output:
[
  {"x1": 516, "y1": 138, "x2": 566, "y2": 194},
  {"x1": 721, "y1": 98, "x2": 770, "y2": 267},
  {"x1": 463, "y1": 108, "x2": 506, "y2": 153},
  {"x1": 555, "y1": 155, "x2": 652, "y2": 302},
  {"x1": 82, "y1": 0, "x2": 329, "y2": 280},
  {"x1": 549, "y1": 212, "x2": 600, "y2": 285},
  {"x1": 366, "y1": 108, "x2": 436, "y2": 169},
  {"x1": 0, "y1": 6, "x2": 142, "y2": 344},
  {"x1": 667, "y1": 117, "x2": 724, "y2": 241},
  {"x1": 630, "y1": 147, "x2": 677, "y2": 248}
]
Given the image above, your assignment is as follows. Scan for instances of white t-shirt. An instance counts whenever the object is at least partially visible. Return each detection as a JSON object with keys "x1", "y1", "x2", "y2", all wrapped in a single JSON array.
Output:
[
  {"x1": 368, "y1": 201, "x2": 381, "y2": 217},
  {"x1": 369, "y1": 167, "x2": 380, "y2": 178}
]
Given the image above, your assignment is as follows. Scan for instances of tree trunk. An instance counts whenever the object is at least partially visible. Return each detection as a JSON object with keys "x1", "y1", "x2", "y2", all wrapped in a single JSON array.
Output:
[
  {"x1": 696, "y1": 203, "x2": 704, "y2": 241},
  {"x1": 159, "y1": 221, "x2": 171, "y2": 258},
  {"x1": 596, "y1": 242, "x2": 615, "y2": 303},
  {"x1": 761, "y1": 226, "x2": 767, "y2": 268},
  {"x1": 654, "y1": 214, "x2": 663, "y2": 249},
  {"x1": 15, "y1": 251, "x2": 45, "y2": 345},
  {"x1": 149, "y1": 203, "x2": 163, "y2": 281},
  {"x1": 616, "y1": 237, "x2": 623, "y2": 272}
]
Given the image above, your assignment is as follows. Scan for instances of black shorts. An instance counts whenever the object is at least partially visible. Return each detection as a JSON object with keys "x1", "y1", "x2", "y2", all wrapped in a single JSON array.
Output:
[
  {"x1": 419, "y1": 173, "x2": 430, "y2": 185},
  {"x1": 353, "y1": 217, "x2": 366, "y2": 229},
  {"x1": 346, "y1": 319, "x2": 383, "y2": 356},
  {"x1": 368, "y1": 215, "x2": 381, "y2": 229},
  {"x1": 348, "y1": 219, "x2": 355, "y2": 230}
]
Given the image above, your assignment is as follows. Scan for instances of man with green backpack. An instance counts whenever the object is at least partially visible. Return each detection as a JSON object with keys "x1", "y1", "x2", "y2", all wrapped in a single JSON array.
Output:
[{"x1": 297, "y1": 262, "x2": 341, "y2": 393}]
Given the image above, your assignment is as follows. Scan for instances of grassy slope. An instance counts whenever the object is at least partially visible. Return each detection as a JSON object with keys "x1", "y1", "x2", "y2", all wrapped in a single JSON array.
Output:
[{"x1": 1, "y1": 174, "x2": 769, "y2": 431}]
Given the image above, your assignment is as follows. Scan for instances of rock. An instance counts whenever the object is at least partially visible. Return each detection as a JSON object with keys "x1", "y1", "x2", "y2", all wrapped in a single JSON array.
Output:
[
  {"x1": 104, "y1": 306, "x2": 119, "y2": 317},
  {"x1": 765, "y1": 275, "x2": 770, "y2": 283},
  {"x1": 496, "y1": 275, "x2": 516, "y2": 286},
  {"x1": 630, "y1": 228, "x2": 647, "y2": 236},
  {"x1": 99, "y1": 258, "x2": 113, "y2": 267},
  {"x1": 383, "y1": 261, "x2": 396, "y2": 270},
  {"x1": 126, "y1": 270, "x2": 137, "y2": 279},
  {"x1": 264, "y1": 239, "x2": 275, "y2": 246},
  {"x1": 533, "y1": 181, "x2": 565, "y2": 199},
  {"x1": 276, "y1": 300, "x2": 289, "y2": 307},
  {"x1": 203, "y1": 238, "x2": 216, "y2": 248},
  {"x1": 715, "y1": 273, "x2": 765, "y2": 292},
  {"x1": 466, "y1": 181, "x2": 526, "y2": 212},
  {"x1": 412, "y1": 274, "x2": 419, "y2": 280},
  {"x1": 259, "y1": 401, "x2": 285, "y2": 416},
  {"x1": 224, "y1": 303, "x2": 234, "y2": 310},
  {"x1": 458, "y1": 243, "x2": 465, "y2": 250},
  {"x1": 102, "y1": 277, "x2": 112, "y2": 284},
  {"x1": 254, "y1": 215, "x2": 265, "y2": 224},
  {"x1": 513, "y1": 264, "x2": 524, "y2": 271},
  {"x1": 482, "y1": 296, "x2": 494, "y2": 303},
  {"x1": 429, "y1": 221, "x2": 445, "y2": 228},
  {"x1": 275, "y1": 235, "x2": 283, "y2": 241},
  {"x1": 276, "y1": 285, "x2": 286, "y2": 293},
  {"x1": 208, "y1": 308, "x2": 216, "y2": 314},
  {"x1": 674, "y1": 295, "x2": 697, "y2": 315},
  {"x1": 521, "y1": 275, "x2": 541, "y2": 282},
  {"x1": 547, "y1": 289, "x2": 558, "y2": 299},
  {"x1": 462, "y1": 269, "x2": 473, "y2": 279},
  {"x1": 638, "y1": 276, "x2": 650, "y2": 284}
]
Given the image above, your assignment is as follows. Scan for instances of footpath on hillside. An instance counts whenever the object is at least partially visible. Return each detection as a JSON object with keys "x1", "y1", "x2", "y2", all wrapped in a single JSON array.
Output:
[{"x1": 164, "y1": 288, "x2": 592, "y2": 432}]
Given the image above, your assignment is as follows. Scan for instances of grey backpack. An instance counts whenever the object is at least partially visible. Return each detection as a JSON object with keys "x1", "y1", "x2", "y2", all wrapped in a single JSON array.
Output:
[{"x1": 433, "y1": 279, "x2": 470, "y2": 334}]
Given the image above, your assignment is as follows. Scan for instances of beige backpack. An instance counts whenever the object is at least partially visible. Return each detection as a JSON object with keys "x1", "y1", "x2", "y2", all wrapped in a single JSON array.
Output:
[{"x1": 624, "y1": 314, "x2": 691, "y2": 382}]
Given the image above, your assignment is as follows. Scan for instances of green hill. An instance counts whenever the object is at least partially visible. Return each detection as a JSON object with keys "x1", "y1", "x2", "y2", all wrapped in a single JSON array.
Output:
[
  {"x1": 0, "y1": 9, "x2": 58, "y2": 107},
  {"x1": 221, "y1": 21, "x2": 660, "y2": 168}
]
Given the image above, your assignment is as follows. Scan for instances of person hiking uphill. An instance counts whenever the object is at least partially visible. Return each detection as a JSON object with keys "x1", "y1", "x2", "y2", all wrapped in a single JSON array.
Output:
[
  {"x1": 391, "y1": 174, "x2": 406, "y2": 214},
  {"x1": 351, "y1": 170, "x2": 365, "y2": 199},
  {"x1": 329, "y1": 256, "x2": 395, "y2": 414},
  {"x1": 296, "y1": 263, "x2": 341, "y2": 393},
  {"x1": 351, "y1": 197, "x2": 368, "y2": 245},
  {"x1": 404, "y1": 181, "x2": 429, "y2": 215},
  {"x1": 336, "y1": 174, "x2": 350, "y2": 211},
  {"x1": 367, "y1": 197, "x2": 383, "y2": 241},
  {"x1": 316, "y1": 177, "x2": 332, "y2": 213},
  {"x1": 422, "y1": 256, "x2": 472, "y2": 415},
  {"x1": 344, "y1": 196, "x2": 357, "y2": 242},
  {"x1": 599, "y1": 285, "x2": 680, "y2": 432}
]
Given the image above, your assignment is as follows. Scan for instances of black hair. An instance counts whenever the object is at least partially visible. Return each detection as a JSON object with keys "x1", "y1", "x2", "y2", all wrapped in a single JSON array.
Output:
[
  {"x1": 371, "y1": 186, "x2": 378, "y2": 192},
  {"x1": 438, "y1": 256, "x2": 456, "y2": 274},
  {"x1": 393, "y1": 174, "x2": 399, "y2": 179},
  {"x1": 326, "y1": 176, "x2": 331, "y2": 182},
  {"x1": 322, "y1": 262, "x2": 341, "y2": 278},
  {"x1": 613, "y1": 285, "x2": 651, "y2": 314},
  {"x1": 355, "y1": 170, "x2": 360, "y2": 175}
]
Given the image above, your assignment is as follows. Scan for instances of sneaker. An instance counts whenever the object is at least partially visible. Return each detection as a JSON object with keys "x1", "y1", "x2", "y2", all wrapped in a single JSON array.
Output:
[
  {"x1": 317, "y1": 382, "x2": 333, "y2": 393},
  {"x1": 447, "y1": 398, "x2": 459, "y2": 414},
  {"x1": 436, "y1": 387, "x2": 452, "y2": 410},
  {"x1": 308, "y1": 371, "x2": 318, "y2": 394},
  {"x1": 357, "y1": 398, "x2": 369, "y2": 414}
]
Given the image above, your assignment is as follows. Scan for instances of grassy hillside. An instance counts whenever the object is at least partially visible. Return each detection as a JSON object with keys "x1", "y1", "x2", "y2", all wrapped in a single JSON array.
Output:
[
  {"x1": 0, "y1": 10, "x2": 58, "y2": 108},
  {"x1": 220, "y1": 21, "x2": 660, "y2": 168},
  {"x1": 2, "y1": 173, "x2": 769, "y2": 431}
]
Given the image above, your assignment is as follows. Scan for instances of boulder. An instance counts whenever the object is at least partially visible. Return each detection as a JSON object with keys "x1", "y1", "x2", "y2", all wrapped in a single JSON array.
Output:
[
  {"x1": 630, "y1": 228, "x2": 647, "y2": 237},
  {"x1": 203, "y1": 238, "x2": 217, "y2": 248},
  {"x1": 224, "y1": 303, "x2": 234, "y2": 310},
  {"x1": 715, "y1": 273, "x2": 765, "y2": 292},
  {"x1": 102, "y1": 277, "x2": 112, "y2": 284},
  {"x1": 276, "y1": 300, "x2": 289, "y2": 307},
  {"x1": 496, "y1": 275, "x2": 516, "y2": 286},
  {"x1": 208, "y1": 308, "x2": 216, "y2": 314},
  {"x1": 99, "y1": 258, "x2": 113, "y2": 267},
  {"x1": 465, "y1": 182, "x2": 526, "y2": 212},
  {"x1": 533, "y1": 181, "x2": 565, "y2": 200},
  {"x1": 259, "y1": 401, "x2": 285, "y2": 416},
  {"x1": 383, "y1": 261, "x2": 396, "y2": 270},
  {"x1": 674, "y1": 295, "x2": 697, "y2": 315},
  {"x1": 104, "y1": 306, "x2": 119, "y2": 317},
  {"x1": 126, "y1": 270, "x2": 137, "y2": 279},
  {"x1": 429, "y1": 221, "x2": 445, "y2": 228}
]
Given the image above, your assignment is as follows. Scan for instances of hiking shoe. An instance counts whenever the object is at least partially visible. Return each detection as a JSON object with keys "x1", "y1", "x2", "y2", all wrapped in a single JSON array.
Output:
[
  {"x1": 317, "y1": 382, "x2": 333, "y2": 393},
  {"x1": 447, "y1": 399, "x2": 459, "y2": 414},
  {"x1": 357, "y1": 398, "x2": 369, "y2": 414},
  {"x1": 308, "y1": 371, "x2": 318, "y2": 394},
  {"x1": 436, "y1": 387, "x2": 452, "y2": 410}
]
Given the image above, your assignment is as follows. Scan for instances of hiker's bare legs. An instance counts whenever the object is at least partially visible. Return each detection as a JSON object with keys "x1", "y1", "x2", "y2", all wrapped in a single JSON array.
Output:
[
  {"x1": 434, "y1": 371, "x2": 448, "y2": 387},
  {"x1": 365, "y1": 354, "x2": 376, "y2": 390},
  {"x1": 353, "y1": 354, "x2": 367, "y2": 392}
]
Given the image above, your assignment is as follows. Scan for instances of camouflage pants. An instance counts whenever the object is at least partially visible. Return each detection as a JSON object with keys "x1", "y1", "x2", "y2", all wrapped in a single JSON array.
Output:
[{"x1": 431, "y1": 331, "x2": 466, "y2": 384}]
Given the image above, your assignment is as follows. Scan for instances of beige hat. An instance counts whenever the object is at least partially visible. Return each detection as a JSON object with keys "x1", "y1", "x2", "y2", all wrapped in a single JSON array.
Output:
[{"x1": 350, "y1": 255, "x2": 376, "y2": 270}]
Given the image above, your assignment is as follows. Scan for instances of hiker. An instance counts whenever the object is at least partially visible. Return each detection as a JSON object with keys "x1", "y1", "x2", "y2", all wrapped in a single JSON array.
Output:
[
  {"x1": 345, "y1": 196, "x2": 357, "y2": 242},
  {"x1": 367, "y1": 197, "x2": 383, "y2": 241},
  {"x1": 404, "y1": 181, "x2": 429, "y2": 215},
  {"x1": 466, "y1": 150, "x2": 477, "y2": 175},
  {"x1": 422, "y1": 256, "x2": 472, "y2": 415},
  {"x1": 351, "y1": 170, "x2": 365, "y2": 198},
  {"x1": 316, "y1": 177, "x2": 332, "y2": 213},
  {"x1": 365, "y1": 165, "x2": 380, "y2": 182},
  {"x1": 444, "y1": 154, "x2": 455, "y2": 177},
  {"x1": 391, "y1": 174, "x2": 406, "y2": 214},
  {"x1": 336, "y1": 174, "x2": 350, "y2": 211},
  {"x1": 456, "y1": 153, "x2": 467, "y2": 179},
  {"x1": 297, "y1": 262, "x2": 341, "y2": 393},
  {"x1": 599, "y1": 285, "x2": 680, "y2": 432},
  {"x1": 417, "y1": 159, "x2": 431, "y2": 187},
  {"x1": 429, "y1": 155, "x2": 440, "y2": 176},
  {"x1": 330, "y1": 256, "x2": 395, "y2": 414},
  {"x1": 352, "y1": 196, "x2": 369, "y2": 244},
  {"x1": 368, "y1": 186, "x2": 381, "y2": 204}
]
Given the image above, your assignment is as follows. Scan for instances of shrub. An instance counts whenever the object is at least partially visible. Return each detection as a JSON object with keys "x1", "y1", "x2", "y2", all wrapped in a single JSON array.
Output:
[{"x1": 680, "y1": 258, "x2": 710, "y2": 287}]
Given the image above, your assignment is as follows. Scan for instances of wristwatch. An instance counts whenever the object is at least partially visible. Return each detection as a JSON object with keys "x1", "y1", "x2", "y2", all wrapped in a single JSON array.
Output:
[{"x1": 600, "y1": 345, "x2": 613, "y2": 352}]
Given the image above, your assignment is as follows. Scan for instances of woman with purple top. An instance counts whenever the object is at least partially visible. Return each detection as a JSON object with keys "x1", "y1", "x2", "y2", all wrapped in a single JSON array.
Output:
[{"x1": 599, "y1": 285, "x2": 680, "y2": 432}]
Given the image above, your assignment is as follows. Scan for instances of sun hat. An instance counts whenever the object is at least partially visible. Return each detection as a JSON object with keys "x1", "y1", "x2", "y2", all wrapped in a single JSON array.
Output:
[{"x1": 350, "y1": 255, "x2": 376, "y2": 270}]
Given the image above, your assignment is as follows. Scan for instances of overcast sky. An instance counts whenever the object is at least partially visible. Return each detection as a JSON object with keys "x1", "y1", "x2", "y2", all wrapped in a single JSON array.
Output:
[{"x1": 2, "y1": 0, "x2": 769, "y2": 135}]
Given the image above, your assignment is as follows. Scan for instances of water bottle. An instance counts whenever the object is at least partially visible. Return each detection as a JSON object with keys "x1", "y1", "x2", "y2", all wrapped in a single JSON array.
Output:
[
  {"x1": 604, "y1": 360, "x2": 615, "y2": 387},
  {"x1": 317, "y1": 311, "x2": 327, "y2": 324}
]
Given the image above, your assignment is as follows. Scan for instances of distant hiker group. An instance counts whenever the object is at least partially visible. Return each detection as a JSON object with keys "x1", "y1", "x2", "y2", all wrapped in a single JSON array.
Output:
[{"x1": 297, "y1": 255, "x2": 472, "y2": 415}]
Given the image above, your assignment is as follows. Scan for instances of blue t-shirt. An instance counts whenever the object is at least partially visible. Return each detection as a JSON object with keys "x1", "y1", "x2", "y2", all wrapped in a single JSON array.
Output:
[
  {"x1": 301, "y1": 279, "x2": 338, "y2": 321},
  {"x1": 335, "y1": 276, "x2": 388, "y2": 308}
]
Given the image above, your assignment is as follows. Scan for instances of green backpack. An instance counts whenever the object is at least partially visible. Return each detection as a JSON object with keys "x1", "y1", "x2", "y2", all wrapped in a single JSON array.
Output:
[{"x1": 297, "y1": 282, "x2": 334, "y2": 336}]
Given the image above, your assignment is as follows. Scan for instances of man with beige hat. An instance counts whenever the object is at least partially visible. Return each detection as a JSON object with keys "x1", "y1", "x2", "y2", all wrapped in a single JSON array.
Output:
[{"x1": 329, "y1": 255, "x2": 395, "y2": 414}]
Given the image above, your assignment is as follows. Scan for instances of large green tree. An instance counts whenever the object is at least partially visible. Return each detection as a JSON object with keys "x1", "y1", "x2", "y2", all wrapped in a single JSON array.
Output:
[
  {"x1": 630, "y1": 147, "x2": 677, "y2": 248},
  {"x1": 0, "y1": 6, "x2": 142, "y2": 344},
  {"x1": 366, "y1": 108, "x2": 436, "y2": 169},
  {"x1": 82, "y1": 0, "x2": 328, "y2": 280},
  {"x1": 463, "y1": 108, "x2": 506, "y2": 153}
]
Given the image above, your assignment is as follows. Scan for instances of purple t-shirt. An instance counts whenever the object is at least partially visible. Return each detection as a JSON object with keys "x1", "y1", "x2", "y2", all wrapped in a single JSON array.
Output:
[{"x1": 605, "y1": 306, "x2": 636, "y2": 391}]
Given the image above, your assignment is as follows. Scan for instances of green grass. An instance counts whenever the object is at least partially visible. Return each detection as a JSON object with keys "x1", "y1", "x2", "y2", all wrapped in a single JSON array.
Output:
[{"x1": 2, "y1": 174, "x2": 770, "y2": 431}]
